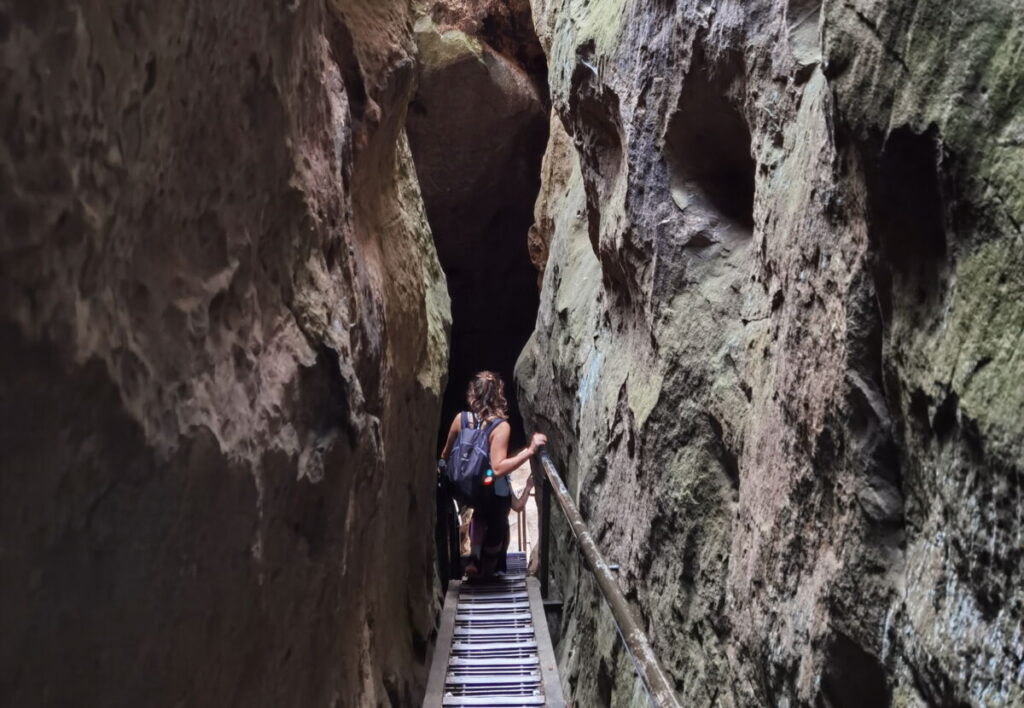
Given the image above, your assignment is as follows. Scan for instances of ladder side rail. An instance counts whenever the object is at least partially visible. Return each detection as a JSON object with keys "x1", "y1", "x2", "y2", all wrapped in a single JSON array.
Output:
[{"x1": 424, "y1": 581, "x2": 461, "y2": 706}]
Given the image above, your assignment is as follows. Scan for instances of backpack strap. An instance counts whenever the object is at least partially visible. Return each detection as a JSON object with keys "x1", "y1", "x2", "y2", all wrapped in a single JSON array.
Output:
[{"x1": 460, "y1": 411, "x2": 469, "y2": 430}]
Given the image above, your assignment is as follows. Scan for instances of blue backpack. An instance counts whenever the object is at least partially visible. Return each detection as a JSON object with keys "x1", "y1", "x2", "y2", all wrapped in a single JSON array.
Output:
[{"x1": 446, "y1": 412, "x2": 504, "y2": 505}]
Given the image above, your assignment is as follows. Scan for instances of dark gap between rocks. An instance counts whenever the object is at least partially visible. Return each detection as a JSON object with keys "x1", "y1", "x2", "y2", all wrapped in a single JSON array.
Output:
[
  {"x1": 406, "y1": 10, "x2": 549, "y2": 450},
  {"x1": 821, "y1": 632, "x2": 891, "y2": 707},
  {"x1": 862, "y1": 125, "x2": 949, "y2": 325}
]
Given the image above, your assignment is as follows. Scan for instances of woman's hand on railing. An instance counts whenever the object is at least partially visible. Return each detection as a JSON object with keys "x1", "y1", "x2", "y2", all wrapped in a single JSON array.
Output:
[{"x1": 528, "y1": 433, "x2": 548, "y2": 455}]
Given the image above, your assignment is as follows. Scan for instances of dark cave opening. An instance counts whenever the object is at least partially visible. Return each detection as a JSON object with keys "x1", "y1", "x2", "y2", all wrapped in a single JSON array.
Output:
[
  {"x1": 665, "y1": 51, "x2": 755, "y2": 232},
  {"x1": 406, "y1": 11, "x2": 549, "y2": 451},
  {"x1": 861, "y1": 125, "x2": 949, "y2": 325},
  {"x1": 821, "y1": 632, "x2": 891, "y2": 707}
]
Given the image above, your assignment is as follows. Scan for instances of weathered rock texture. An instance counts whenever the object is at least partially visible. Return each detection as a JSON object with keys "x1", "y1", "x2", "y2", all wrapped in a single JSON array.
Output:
[
  {"x1": 0, "y1": 1, "x2": 449, "y2": 705},
  {"x1": 407, "y1": 2, "x2": 548, "y2": 445},
  {"x1": 420, "y1": 0, "x2": 548, "y2": 85},
  {"x1": 518, "y1": 0, "x2": 1023, "y2": 705}
]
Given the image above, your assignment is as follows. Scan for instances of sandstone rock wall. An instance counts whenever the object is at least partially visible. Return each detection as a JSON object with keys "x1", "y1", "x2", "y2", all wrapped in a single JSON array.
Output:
[
  {"x1": 518, "y1": 0, "x2": 1023, "y2": 705},
  {"x1": 0, "y1": 1, "x2": 449, "y2": 705}
]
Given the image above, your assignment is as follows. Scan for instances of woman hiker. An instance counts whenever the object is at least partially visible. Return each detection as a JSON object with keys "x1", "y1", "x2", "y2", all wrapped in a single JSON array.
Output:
[{"x1": 439, "y1": 370, "x2": 547, "y2": 578}]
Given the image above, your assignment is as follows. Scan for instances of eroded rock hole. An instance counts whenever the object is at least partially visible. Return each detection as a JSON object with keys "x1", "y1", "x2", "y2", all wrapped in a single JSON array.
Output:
[
  {"x1": 862, "y1": 126, "x2": 949, "y2": 323},
  {"x1": 570, "y1": 77, "x2": 624, "y2": 254},
  {"x1": 821, "y1": 632, "x2": 891, "y2": 707},
  {"x1": 565, "y1": 39, "x2": 625, "y2": 263},
  {"x1": 406, "y1": 6, "x2": 549, "y2": 446},
  {"x1": 596, "y1": 657, "x2": 615, "y2": 707},
  {"x1": 665, "y1": 52, "x2": 755, "y2": 232},
  {"x1": 326, "y1": 14, "x2": 367, "y2": 127}
]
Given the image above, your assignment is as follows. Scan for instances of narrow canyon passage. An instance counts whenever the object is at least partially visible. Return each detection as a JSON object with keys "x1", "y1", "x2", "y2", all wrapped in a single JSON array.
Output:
[
  {"x1": 407, "y1": 4, "x2": 549, "y2": 448},
  {"x1": 1, "y1": 0, "x2": 1022, "y2": 707}
]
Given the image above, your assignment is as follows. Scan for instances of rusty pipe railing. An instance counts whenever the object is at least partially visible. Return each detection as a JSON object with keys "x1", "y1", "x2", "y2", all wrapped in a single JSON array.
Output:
[{"x1": 531, "y1": 448, "x2": 682, "y2": 708}]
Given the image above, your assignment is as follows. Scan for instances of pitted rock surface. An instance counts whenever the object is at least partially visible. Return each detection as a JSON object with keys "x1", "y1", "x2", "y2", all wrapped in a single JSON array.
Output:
[
  {"x1": 517, "y1": 0, "x2": 1023, "y2": 705},
  {"x1": 0, "y1": 1, "x2": 449, "y2": 705},
  {"x1": 2, "y1": 0, "x2": 1022, "y2": 705}
]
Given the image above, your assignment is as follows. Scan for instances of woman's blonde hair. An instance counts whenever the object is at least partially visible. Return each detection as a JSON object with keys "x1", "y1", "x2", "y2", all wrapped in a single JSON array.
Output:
[{"x1": 466, "y1": 371, "x2": 508, "y2": 422}]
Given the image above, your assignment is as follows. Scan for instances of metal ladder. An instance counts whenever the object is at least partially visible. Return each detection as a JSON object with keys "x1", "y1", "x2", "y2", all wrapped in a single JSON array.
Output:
[{"x1": 424, "y1": 552, "x2": 564, "y2": 707}]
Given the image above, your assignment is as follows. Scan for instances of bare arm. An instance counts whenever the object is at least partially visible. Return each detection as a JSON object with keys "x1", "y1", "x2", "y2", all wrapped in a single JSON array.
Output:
[
  {"x1": 489, "y1": 423, "x2": 547, "y2": 477},
  {"x1": 510, "y1": 475, "x2": 535, "y2": 513},
  {"x1": 439, "y1": 414, "x2": 461, "y2": 459}
]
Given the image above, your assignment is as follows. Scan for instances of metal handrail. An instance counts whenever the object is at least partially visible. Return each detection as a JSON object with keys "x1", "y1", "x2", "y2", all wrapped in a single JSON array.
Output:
[{"x1": 532, "y1": 447, "x2": 682, "y2": 708}]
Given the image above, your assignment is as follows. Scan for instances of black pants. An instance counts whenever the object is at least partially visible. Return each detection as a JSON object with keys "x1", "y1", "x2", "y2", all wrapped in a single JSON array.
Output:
[{"x1": 472, "y1": 493, "x2": 511, "y2": 574}]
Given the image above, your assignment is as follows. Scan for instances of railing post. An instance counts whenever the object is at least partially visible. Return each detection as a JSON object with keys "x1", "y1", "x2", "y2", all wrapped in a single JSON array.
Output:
[
  {"x1": 531, "y1": 456, "x2": 551, "y2": 599},
  {"x1": 448, "y1": 499, "x2": 460, "y2": 581}
]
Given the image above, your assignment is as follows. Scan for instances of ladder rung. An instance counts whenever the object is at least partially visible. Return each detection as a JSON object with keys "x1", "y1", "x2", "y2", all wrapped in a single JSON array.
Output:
[
  {"x1": 451, "y1": 640, "x2": 538, "y2": 652},
  {"x1": 459, "y1": 592, "x2": 528, "y2": 601},
  {"x1": 462, "y1": 577, "x2": 527, "y2": 584},
  {"x1": 445, "y1": 674, "x2": 541, "y2": 685},
  {"x1": 442, "y1": 696, "x2": 545, "y2": 706},
  {"x1": 449, "y1": 656, "x2": 539, "y2": 668},
  {"x1": 456, "y1": 612, "x2": 531, "y2": 622},
  {"x1": 456, "y1": 600, "x2": 529, "y2": 610},
  {"x1": 454, "y1": 626, "x2": 534, "y2": 636}
]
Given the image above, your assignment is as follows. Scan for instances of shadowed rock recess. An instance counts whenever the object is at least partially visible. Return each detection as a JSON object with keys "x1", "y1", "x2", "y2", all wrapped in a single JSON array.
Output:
[
  {"x1": 517, "y1": 0, "x2": 1023, "y2": 705},
  {"x1": 1, "y1": 1, "x2": 449, "y2": 705}
]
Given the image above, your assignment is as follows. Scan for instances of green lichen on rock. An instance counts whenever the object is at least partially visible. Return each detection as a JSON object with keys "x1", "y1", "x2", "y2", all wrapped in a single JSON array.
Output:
[
  {"x1": 519, "y1": 0, "x2": 1024, "y2": 705},
  {"x1": 931, "y1": 237, "x2": 1024, "y2": 453},
  {"x1": 824, "y1": 0, "x2": 1024, "y2": 233}
]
